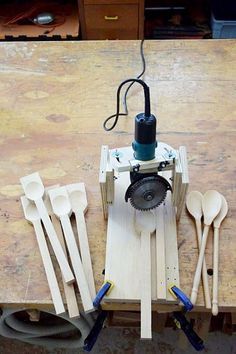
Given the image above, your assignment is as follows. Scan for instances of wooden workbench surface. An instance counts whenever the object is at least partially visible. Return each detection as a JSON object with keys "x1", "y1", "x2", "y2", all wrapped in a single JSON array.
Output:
[{"x1": 0, "y1": 40, "x2": 235, "y2": 312}]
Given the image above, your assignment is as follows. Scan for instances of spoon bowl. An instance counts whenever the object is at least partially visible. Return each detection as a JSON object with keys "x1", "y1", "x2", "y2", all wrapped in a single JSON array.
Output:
[
  {"x1": 202, "y1": 190, "x2": 222, "y2": 226},
  {"x1": 186, "y1": 191, "x2": 203, "y2": 221}
]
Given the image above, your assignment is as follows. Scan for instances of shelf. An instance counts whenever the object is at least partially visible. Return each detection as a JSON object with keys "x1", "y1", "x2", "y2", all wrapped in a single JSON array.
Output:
[{"x1": 0, "y1": 0, "x2": 79, "y2": 40}]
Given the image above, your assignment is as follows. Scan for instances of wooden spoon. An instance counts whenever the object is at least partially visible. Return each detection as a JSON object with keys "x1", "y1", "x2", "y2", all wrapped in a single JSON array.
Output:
[
  {"x1": 212, "y1": 194, "x2": 228, "y2": 316},
  {"x1": 21, "y1": 196, "x2": 65, "y2": 315},
  {"x1": 20, "y1": 173, "x2": 74, "y2": 284},
  {"x1": 49, "y1": 186, "x2": 94, "y2": 313},
  {"x1": 67, "y1": 183, "x2": 96, "y2": 300},
  {"x1": 135, "y1": 210, "x2": 156, "y2": 340},
  {"x1": 191, "y1": 190, "x2": 222, "y2": 305},
  {"x1": 186, "y1": 191, "x2": 211, "y2": 309}
]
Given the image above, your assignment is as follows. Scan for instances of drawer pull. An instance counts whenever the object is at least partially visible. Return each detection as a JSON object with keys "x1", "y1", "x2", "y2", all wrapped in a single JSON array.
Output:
[{"x1": 104, "y1": 15, "x2": 119, "y2": 21}]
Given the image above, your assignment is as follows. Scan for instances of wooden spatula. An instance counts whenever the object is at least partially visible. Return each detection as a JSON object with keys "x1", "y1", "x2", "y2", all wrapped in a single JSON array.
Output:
[
  {"x1": 212, "y1": 194, "x2": 228, "y2": 316},
  {"x1": 191, "y1": 190, "x2": 222, "y2": 305},
  {"x1": 21, "y1": 196, "x2": 65, "y2": 315},
  {"x1": 49, "y1": 186, "x2": 94, "y2": 313},
  {"x1": 44, "y1": 186, "x2": 80, "y2": 319},
  {"x1": 135, "y1": 210, "x2": 156, "y2": 340},
  {"x1": 186, "y1": 191, "x2": 211, "y2": 309},
  {"x1": 67, "y1": 183, "x2": 96, "y2": 300},
  {"x1": 20, "y1": 172, "x2": 74, "y2": 285}
]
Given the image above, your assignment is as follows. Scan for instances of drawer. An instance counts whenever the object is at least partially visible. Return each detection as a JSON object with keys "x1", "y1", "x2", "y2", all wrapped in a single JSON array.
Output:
[{"x1": 84, "y1": 4, "x2": 139, "y2": 39}]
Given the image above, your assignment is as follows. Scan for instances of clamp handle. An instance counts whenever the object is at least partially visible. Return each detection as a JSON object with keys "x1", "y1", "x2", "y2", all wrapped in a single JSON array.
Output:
[
  {"x1": 169, "y1": 285, "x2": 193, "y2": 312},
  {"x1": 173, "y1": 312, "x2": 204, "y2": 351},
  {"x1": 83, "y1": 311, "x2": 108, "y2": 352},
  {"x1": 93, "y1": 281, "x2": 114, "y2": 309}
]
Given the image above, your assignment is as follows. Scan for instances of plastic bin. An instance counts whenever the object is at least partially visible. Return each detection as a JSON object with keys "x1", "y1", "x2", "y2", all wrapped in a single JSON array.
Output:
[{"x1": 211, "y1": 13, "x2": 236, "y2": 38}]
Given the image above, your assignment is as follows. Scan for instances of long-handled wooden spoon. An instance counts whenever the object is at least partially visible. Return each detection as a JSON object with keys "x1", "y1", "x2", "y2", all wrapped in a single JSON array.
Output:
[
  {"x1": 20, "y1": 173, "x2": 74, "y2": 284},
  {"x1": 49, "y1": 186, "x2": 94, "y2": 313},
  {"x1": 21, "y1": 196, "x2": 65, "y2": 315},
  {"x1": 67, "y1": 183, "x2": 96, "y2": 300},
  {"x1": 191, "y1": 190, "x2": 222, "y2": 305},
  {"x1": 44, "y1": 186, "x2": 80, "y2": 319},
  {"x1": 135, "y1": 210, "x2": 156, "y2": 340},
  {"x1": 212, "y1": 194, "x2": 228, "y2": 316},
  {"x1": 186, "y1": 191, "x2": 211, "y2": 309}
]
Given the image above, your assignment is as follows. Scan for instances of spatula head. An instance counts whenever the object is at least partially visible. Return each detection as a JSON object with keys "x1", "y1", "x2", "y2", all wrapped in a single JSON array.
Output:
[
  {"x1": 135, "y1": 210, "x2": 156, "y2": 235},
  {"x1": 48, "y1": 187, "x2": 71, "y2": 217},
  {"x1": 202, "y1": 190, "x2": 222, "y2": 226},
  {"x1": 20, "y1": 172, "x2": 44, "y2": 201},
  {"x1": 21, "y1": 196, "x2": 39, "y2": 223},
  {"x1": 213, "y1": 194, "x2": 228, "y2": 228},
  {"x1": 67, "y1": 183, "x2": 88, "y2": 213},
  {"x1": 186, "y1": 191, "x2": 203, "y2": 221}
]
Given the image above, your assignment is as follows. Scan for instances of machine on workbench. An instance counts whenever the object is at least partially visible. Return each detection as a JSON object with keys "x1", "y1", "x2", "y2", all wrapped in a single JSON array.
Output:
[
  {"x1": 100, "y1": 79, "x2": 189, "y2": 218},
  {"x1": 99, "y1": 78, "x2": 190, "y2": 341}
]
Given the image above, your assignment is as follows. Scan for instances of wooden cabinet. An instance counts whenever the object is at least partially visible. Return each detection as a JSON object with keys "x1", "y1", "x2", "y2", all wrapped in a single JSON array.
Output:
[{"x1": 78, "y1": 0, "x2": 144, "y2": 39}]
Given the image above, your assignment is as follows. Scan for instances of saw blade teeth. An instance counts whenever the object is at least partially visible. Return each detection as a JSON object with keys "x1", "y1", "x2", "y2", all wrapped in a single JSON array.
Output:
[{"x1": 126, "y1": 175, "x2": 169, "y2": 211}]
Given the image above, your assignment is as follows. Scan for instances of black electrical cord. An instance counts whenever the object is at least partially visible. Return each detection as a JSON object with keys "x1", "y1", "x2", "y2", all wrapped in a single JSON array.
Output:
[
  {"x1": 103, "y1": 39, "x2": 146, "y2": 131},
  {"x1": 103, "y1": 78, "x2": 151, "y2": 131}
]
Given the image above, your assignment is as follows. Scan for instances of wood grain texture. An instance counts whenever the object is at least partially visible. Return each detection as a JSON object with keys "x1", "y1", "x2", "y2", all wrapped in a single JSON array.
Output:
[{"x1": 0, "y1": 40, "x2": 235, "y2": 310}]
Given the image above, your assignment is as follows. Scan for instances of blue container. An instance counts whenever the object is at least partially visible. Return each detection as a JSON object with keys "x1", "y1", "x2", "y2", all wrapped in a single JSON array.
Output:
[{"x1": 211, "y1": 13, "x2": 236, "y2": 38}]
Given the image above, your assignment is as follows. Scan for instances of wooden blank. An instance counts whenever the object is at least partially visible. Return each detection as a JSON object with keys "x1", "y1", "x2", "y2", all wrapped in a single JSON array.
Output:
[
  {"x1": 21, "y1": 196, "x2": 65, "y2": 315},
  {"x1": 49, "y1": 187, "x2": 94, "y2": 313},
  {"x1": 67, "y1": 183, "x2": 96, "y2": 300},
  {"x1": 140, "y1": 230, "x2": 152, "y2": 339},
  {"x1": 20, "y1": 173, "x2": 74, "y2": 285},
  {"x1": 51, "y1": 214, "x2": 80, "y2": 318},
  {"x1": 155, "y1": 204, "x2": 166, "y2": 300}
]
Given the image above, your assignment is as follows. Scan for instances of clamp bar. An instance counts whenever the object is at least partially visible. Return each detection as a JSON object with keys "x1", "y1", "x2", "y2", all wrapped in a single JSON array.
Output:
[
  {"x1": 169, "y1": 285, "x2": 193, "y2": 312},
  {"x1": 93, "y1": 280, "x2": 114, "y2": 309}
]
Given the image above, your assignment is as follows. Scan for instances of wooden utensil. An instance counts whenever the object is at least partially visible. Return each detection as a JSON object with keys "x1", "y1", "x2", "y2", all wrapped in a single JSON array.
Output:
[
  {"x1": 20, "y1": 173, "x2": 74, "y2": 284},
  {"x1": 21, "y1": 196, "x2": 65, "y2": 315},
  {"x1": 135, "y1": 210, "x2": 156, "y2": 340},
  {"x1": 44, "y1": 187, "x2": 80, "y2": 319},
  {"x1": 67, "y1": 183, "x2": 96, "y2": 300},
  {"x1": 49, "y1": 186, "x2": 94, "y2": 313},
  {"x1": 212, "y1": 194, "x2": 228, "y2": 316},
  {"x1": 186, "y1": 191, "x2": 211, "y2": 309},
  {"x1": 191, "y1": 190, "x2": 222, "y2": 305}
]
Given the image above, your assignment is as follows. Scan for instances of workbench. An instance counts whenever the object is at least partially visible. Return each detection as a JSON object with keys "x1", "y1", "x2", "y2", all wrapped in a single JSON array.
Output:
[{"x1": 0, "y1": 40, "x2": 235, "y2": 324}]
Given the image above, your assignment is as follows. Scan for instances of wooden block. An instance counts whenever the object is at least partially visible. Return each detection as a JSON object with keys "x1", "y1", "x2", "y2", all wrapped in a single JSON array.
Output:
[
  {"x1": 20, "y1": 172, "x2": 74, "y2": 285},
  {"x1": 21, "y1": 196, "x2": 65, "y2": 315},
  {"x1": 49, "y1": 186, "x2": 94, "y2": 313},
  {"x1": 67, "y1": 183, "x2": 96, "y2": 300}
]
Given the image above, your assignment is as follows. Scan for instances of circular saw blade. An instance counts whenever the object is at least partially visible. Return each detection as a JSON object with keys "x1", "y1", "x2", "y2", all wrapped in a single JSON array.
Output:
[{"x1": 126, "y1": 175, "x2": 171, "y2": 211}]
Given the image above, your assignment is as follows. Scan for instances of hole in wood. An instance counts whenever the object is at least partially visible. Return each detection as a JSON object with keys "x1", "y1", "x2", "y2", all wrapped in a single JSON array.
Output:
[{"x1": 207, "y1": 268, "x2": 213, "y2": 276}]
